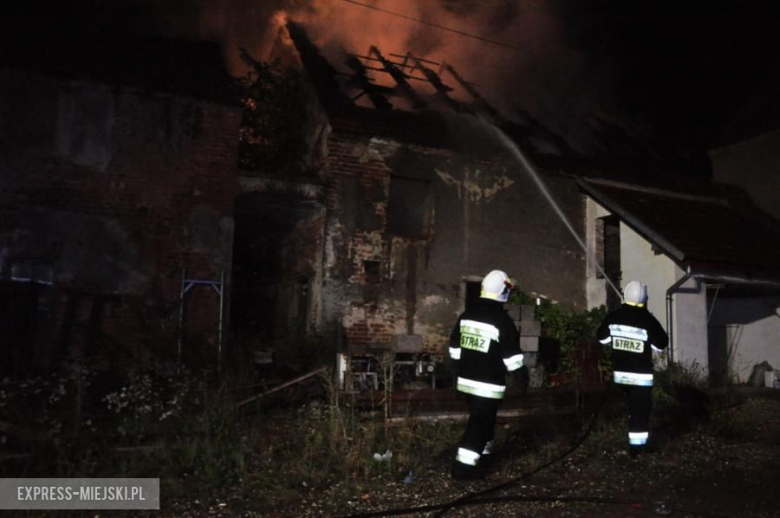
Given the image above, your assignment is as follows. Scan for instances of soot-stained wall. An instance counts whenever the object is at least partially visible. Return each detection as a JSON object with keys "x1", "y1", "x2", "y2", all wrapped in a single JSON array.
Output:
[
  {"x1": 0, "y1": 70, "x2": 241, "y2": 374},
  {"x1": 318, "y1": 128, "x2": 587, "y2": 356}
]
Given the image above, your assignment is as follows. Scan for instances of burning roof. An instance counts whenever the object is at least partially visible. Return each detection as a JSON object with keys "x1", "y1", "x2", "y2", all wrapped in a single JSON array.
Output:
[
  {"x1": 280, "y1": 21, "x2": 576, "y2": 162},
  {"x1": 277, "y1": 19, "x2": 780, "y2": 288}
]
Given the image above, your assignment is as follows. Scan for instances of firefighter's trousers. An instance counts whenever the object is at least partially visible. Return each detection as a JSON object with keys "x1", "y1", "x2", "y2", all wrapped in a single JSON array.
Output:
[
  {"x1": 619, "y1": 383, "x2": 652, "y2": 447},
  {"x1": 454, "y1": 394, "x2": 500, "y2": 472}
]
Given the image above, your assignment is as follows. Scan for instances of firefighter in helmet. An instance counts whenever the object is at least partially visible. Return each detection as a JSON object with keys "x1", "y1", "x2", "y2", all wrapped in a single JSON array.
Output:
[
  {"x1": 597, "y1": 280, "x2": 669, "y2": 457},
  {"x1": 448, "y1": 270, "x2": 524, "y2": 480}
]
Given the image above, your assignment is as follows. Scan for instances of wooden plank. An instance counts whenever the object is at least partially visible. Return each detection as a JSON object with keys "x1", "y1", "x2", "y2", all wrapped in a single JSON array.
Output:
[
  {"x1": 237, "y1": 366, "x2": 327, "y2": 408},
  {"x1": 385, "y1": 405, "x2": 579, "y2": 423},
  {"x1": 350, "y1": 387, "x2": 605, "y2": 421}
]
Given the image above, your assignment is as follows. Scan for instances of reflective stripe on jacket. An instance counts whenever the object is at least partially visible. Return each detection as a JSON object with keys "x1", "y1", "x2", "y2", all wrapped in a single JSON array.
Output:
[
  {"x1": 596, "y1": 304, "x2": 668, "y2": 378},
  {"x1": 449, "y1": 299, "x2": 522, "y2": 399}
]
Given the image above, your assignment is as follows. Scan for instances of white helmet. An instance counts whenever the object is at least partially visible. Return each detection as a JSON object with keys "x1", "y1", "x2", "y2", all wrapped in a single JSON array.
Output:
[
  {"x1": 480, "y1": 270, "x2": 514, "y2": 303},
  {"x1": 624, "y1": 280, "x2": 647, "y2": 307}
]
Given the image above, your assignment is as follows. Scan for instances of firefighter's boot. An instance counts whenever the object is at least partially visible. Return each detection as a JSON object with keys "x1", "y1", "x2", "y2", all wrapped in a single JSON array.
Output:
[{"x1": 451, "y1": 462, "x2": 484, "y2": 481}]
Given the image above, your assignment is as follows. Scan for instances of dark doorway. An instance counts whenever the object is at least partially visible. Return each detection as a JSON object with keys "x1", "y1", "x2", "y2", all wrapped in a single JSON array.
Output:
[
  {"x1": 708, "y1": 325, "x2": 730, "y2": 386},
  {"x1": 230, "y1": 192, "x2": 320, "y2": 352},
  {"x1": 291, "y1": 276, "x2": 311, "y2": 330},
  {"x1": 233, "y1": 194, "x2": 296, "y2": 342}
]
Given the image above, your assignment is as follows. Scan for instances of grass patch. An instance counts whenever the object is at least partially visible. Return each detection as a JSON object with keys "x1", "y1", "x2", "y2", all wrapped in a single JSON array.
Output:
[{"x1": 6, "y1": 354, "x2": 775, "y2": 515}]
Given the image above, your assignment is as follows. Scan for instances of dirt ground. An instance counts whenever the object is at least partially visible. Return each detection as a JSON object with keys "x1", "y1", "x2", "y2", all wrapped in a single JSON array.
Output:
[{"x1": 163, "y1": 388, "x2": 780, "y2": 518}]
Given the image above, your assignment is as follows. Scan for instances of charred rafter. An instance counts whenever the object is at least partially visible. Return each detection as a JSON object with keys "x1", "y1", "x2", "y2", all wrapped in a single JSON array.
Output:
[
  {"x1": 286, "y1": 22, "x2": 350, "y2": 107},
  {"x1": 344, "y1": 55, "x2": 393, "y2": 110},
  {"x1": 369, "y1": 46, "x2": 428, "y2": 111},
  {"x1": 405, "y1": 53, "x2": 468, "y2": 114},
  {"x1": 341, "y1": 44, "x2": 491, "y2": 118},
  {"x1": 441, "y1": 63, "x2": 500, "y2": 121}
]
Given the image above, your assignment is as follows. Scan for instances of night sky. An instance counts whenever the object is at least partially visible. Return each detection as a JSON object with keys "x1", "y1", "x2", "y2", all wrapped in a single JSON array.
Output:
[{"x1": 5, "y1": 0, "x2": 780, "y2": 157}]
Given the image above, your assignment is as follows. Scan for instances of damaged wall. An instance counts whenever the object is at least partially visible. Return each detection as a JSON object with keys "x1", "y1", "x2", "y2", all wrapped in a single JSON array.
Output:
[
  {"x1": 319, "y1": 128, "x2": 587, "y2": 356},
  {"x1": 0, "y1": 70, "x2": 241, "y2": 375},
  {"x1": 276, "y1": 205, "x2": 327, "y2": 337},
  {"x1": 231, "y1": 176, "x2": 327, "y2": 351}
]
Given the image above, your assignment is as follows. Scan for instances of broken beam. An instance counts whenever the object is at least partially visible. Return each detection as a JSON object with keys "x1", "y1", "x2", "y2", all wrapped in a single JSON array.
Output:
[
  {"x1": 390, "y1": 52, "x2": 441, "y2": 67},
  {"x1": 410, "y1": 58, "x2": 465, "y2": 113},
  {"x1": 369, "y1": 46, "x2": 428, "y2": 110},
  {"x1": 441, "y1": 63, "x2": 499, "y2": 119},
  {"x1": 237, "y1": 366, "x2": 327, "y2": 408},
  {"x1": 345, "y1": 55, "x2": 393, "y2": 110}
]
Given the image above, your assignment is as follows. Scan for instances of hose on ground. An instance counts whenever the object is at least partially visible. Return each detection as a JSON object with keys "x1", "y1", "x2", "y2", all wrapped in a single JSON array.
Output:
[
  {"x1": 342, "y1": 383, "x2": 728, "y2": 518},
  {"x1": 343, "y1": 384, "x2": 612, "y2": 518}
]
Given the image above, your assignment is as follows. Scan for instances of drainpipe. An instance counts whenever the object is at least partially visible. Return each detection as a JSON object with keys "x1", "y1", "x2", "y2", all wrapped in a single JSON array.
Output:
[{"x1": 665, "y1": 265, "x2": 692, "y2": 364}]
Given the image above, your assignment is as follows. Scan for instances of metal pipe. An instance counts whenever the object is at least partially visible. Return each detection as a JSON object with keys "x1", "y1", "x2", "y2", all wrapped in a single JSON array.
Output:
[
  {"x1": 665, "y1": 265, "x2": 692, "y2": 363},
  {"x1": 706, "y1": 284, "x2": 723, "y2": 324}
]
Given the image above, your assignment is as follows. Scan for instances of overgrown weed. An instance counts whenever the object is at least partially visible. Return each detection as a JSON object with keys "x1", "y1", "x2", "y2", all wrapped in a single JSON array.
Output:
[
  {"x1": 160, "y1": 382, "x2": 250, "y2": 494},
  {"x1": 1, "y1": 359, "x2": 251, "y2": 494}
]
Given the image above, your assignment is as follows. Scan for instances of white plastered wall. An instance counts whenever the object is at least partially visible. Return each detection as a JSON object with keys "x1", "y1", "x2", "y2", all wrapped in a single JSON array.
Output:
[
  {"x1": 621, "y1": 224, "x2": 709, "y2": 375},
  {"x1": 709, "y1": 298, "x2": 780, "y2": 383},
  {"x1": 671, "y1": 273, "x2": 709, "y2": 376},
  {"x1": 620, "y1": 222, "x2": 709, "y2": 380},
  {"x1": 585, "y1": 195, "x2": 711, "y2": 378},
  {"x1": 619, "y1": 224, "x2": 676, "y2": 328}
]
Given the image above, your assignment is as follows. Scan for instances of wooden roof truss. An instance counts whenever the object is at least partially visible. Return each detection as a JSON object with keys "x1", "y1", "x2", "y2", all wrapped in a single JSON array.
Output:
[{"x1": 343, "y1": 47, "x2": 499, "y2": 118}]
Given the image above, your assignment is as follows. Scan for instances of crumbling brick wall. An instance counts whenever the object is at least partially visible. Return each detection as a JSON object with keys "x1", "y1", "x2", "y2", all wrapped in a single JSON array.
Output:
[{"x1": 318, "y1": 125, "x2": 587, "y2": 359}]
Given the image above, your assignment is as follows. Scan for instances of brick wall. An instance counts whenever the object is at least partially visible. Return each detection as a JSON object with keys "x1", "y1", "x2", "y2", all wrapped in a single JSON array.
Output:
[
  {"x1": 321, "y1": 133, "x2": 396, "y2": 351},
  {"x1": 318, "y1": 125, "x2": 588, "y2": 358},
  {"x1": 0, "y1": 71, "x2": 241, "y2": 374}
]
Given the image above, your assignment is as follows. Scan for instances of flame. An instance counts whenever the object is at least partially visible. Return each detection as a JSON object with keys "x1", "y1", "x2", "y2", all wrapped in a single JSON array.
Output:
[
  {"x1": 272, "y1": 10, "x2": 289, "y2": 29},
  {"x1": 272, "y1": 1, "x2": 594, "y2": 128},
  {"x1": 132, "y1": 0, "x2": 619, "y2": 146}
]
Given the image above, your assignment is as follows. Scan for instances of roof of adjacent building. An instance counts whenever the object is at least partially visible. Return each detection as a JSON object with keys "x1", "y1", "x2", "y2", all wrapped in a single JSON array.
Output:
[{"x1": 579, "y1": 177, "x2": 780, "y2": 286}]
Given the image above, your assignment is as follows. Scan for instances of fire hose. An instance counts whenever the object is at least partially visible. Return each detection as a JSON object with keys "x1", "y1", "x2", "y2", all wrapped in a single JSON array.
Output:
[{"x1": 341, "y1": 383, "x2": 728, "y2": 518}]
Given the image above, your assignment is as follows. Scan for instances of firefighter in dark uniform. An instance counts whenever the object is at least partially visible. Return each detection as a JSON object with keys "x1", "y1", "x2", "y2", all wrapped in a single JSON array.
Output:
[
  {"x1": 449, "y1": 270, "x2": 524, "y2": 480},
  {"x1": 597, "y1": 280, "x2": 669, "y2": 457}
]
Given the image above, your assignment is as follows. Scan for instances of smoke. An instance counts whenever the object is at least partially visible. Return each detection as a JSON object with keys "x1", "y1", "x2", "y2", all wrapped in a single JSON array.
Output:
[
  {"x1": 281, "y1": 1, "x2": 615, "y2": 151},
  {"x1": 28, "y1": 0, "x2": 775, "y2": 154},
  {"x1": 89, "y1": 0, "x2": 608, "y2": 143},
  {"x1": 280, "y1": 0, "x2": 780, "y2": 154},
  {"x1": 12, "y1": 0, "x2": 617, "y2": 151},
  {"x1": 124, "y1": 0, "x2": 315, "y2": 74}
]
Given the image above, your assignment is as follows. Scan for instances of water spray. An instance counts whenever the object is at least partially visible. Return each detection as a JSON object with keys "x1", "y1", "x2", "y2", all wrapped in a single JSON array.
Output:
[
  {"x1": 486, "y1": 122, "x2": 624, "y2": 302},
  {"x1": 343, "y1": 121, "x2": 703, "y2": 518}
]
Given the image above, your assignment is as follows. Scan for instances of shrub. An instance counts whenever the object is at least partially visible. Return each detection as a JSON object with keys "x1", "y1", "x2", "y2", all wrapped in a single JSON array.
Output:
[
  {"x1": 102, "y1": 362, "x2": 192, "y2": 443},
  {"x1": 510, "y1": 291, "x2": 608, "y2": 385}
]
